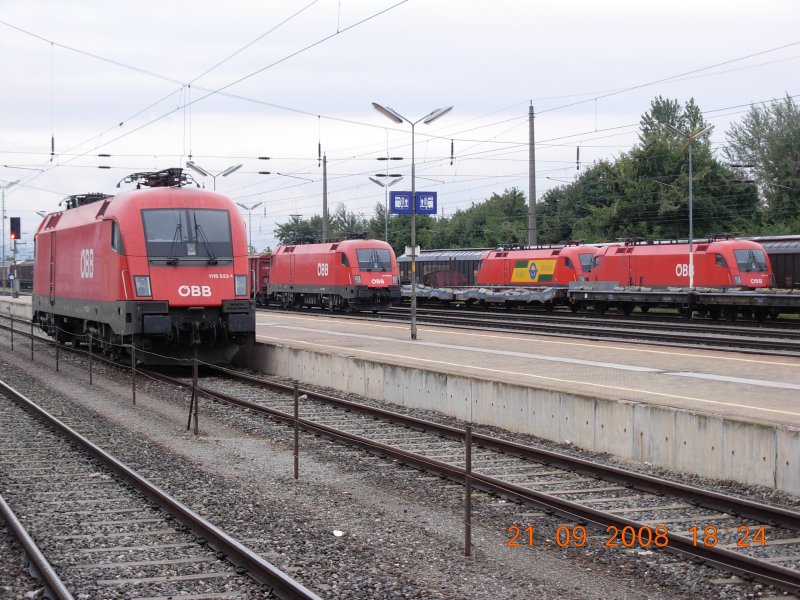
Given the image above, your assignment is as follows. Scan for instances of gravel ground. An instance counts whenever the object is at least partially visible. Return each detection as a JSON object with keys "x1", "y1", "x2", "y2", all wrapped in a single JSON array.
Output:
[
  {"x1": 0, "y1": 341, "x2": 795, "y2": 599},
  {"x1": 0, "y1": 524, "x2": 42, "y2": 599}
]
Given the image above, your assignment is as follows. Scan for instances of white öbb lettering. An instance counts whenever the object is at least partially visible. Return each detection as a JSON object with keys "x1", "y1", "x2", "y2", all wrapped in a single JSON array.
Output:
[
  {"x1": 675, "y1": 263, "x2": 693, "y2": 277},
  {"x1": 371, "y1": 278, "x2": 385, "y2": 285},
  {"x1": 178, "y1": 285, "x2": 212, "y2": 297},
  {"x1": 80, "y1": 249, "x2": 94, "y2": 279},
  {"x1": 316, "y1": 262, "x2": 329, "y2": 277}
]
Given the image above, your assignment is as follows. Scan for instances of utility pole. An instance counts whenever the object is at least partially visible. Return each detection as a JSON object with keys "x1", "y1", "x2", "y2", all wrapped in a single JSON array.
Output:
[
  {"x1": 322, "y1": 154, "x2": 328, "y2": 242},
  {"x1": 528, "y1": 103, "x2": 537, "y2": 246}
]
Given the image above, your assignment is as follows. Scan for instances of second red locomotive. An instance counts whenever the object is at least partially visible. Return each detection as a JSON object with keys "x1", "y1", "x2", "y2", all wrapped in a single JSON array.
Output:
[{"x1": 251, "y1": 238, "x2": 401, "y2": 311}]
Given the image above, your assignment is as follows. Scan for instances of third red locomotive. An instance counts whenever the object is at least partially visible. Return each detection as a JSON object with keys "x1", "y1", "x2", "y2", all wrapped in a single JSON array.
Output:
[{"x1": 476, "y1": 243, "x2": 597, "y2": 287}]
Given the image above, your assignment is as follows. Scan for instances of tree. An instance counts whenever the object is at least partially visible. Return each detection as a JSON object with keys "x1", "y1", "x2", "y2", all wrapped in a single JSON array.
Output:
[
  {"x1": 639, "y1": 96, "x2": 708, "y2": 142},
  {"x1": 724, "y1": 95, "x2": 800, "y2": 230},
  {"x1": 441, "y1": 188, "x2": 528, "y2": 247},
  {"x1": 273, "y1": 214, "x2": 323, "y2": 243},
  {"x1": 538, "y1": 97, "x2": 759, "y2": 242},
  {"x1": 328, "y1": 203, "x2": 369, "y2": 239}
]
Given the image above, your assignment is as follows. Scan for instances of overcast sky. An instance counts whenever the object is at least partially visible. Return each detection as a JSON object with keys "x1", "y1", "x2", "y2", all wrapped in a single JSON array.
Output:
[{"x1": 1, "y1": 0, "x2": 798, "y2": 256}]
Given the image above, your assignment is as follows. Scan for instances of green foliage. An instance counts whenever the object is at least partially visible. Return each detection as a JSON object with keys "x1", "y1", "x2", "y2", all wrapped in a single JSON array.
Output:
[
  {"x1": 273, "y1": 214, "x2": 323, "y2": 243},
  {"x1": 274, "y1": 203, "x2": 369, "y2": 244},
  {"x1": 538, "y1": 97, "x2": 760, "y2": 242},
  {"x1": 724, "y1": 95, "x2": 800, "y2": 228}
]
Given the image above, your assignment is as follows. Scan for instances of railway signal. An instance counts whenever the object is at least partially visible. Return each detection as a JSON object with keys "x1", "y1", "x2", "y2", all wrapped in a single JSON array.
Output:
[{"x1": 10, "y1": 217, "x2": 20, "y2": 240}]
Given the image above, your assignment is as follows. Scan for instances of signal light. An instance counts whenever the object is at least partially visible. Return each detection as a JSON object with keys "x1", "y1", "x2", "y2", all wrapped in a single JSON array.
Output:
[{"x1": 9, "y1": 217, "x2": 21, "y2": 240}]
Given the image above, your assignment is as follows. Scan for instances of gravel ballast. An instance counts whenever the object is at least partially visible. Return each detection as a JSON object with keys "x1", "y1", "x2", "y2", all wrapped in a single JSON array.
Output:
[{"x1": 0, "y1": 340, "x2": 793, "y2": 599}]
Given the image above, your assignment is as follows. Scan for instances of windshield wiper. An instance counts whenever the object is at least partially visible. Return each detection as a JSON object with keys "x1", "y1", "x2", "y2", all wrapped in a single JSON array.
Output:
[
  {"x1": 166, "y1": 223, "x2": 182, "y2": 265},
  {"x1": 195, "y1": 223, "x2": 218, "y2": 265}
]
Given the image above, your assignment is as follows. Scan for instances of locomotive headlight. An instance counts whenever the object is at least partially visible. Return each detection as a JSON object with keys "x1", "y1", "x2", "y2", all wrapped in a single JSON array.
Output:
[
  {"x1": 235, "y1": 274, "x2": 247, "y2": 296},
  {"x1": 734, "y1": 275, "x2": 742, "y2": 285},
  {"x1": 354, "y1": 275, "x2": 362, "y2": 284},
  {"x1": 392, "y1": 275, "x2": 398, "y2": 285},
  {"x1": 134, "y1": 276, "x2": 152, "y2": 297}
]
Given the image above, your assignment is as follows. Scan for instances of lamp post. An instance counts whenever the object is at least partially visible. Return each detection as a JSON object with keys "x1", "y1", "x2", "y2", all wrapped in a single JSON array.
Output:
[
  {"x1": 185, "y1": 161, "x2": 242, "y2": 190},
  {"x1": 662, "y1": 123, "x2": 713, "y2": 288},
  {"x1": 1, "y1": 180, "x2": 19, "y2": 293},
  {"x1": 369, "y1": 174, "x2": 403, "y2": 241},
  {"x1": 372, "y1": 103, "x2": 453, "y2": 340},
  {"x1": 236, "y1": 202, "x2": 263, "y2": 253}
]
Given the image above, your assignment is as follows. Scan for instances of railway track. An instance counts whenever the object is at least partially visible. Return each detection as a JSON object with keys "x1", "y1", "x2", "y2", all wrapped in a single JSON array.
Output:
[
  {"x1": 152, "y1": 365, "x2": 800, "y2": 595},
  {"x1": 0, "y1": 379, "x2": 320, "y2": 600},
  {"x1": 4, "y1": 316, "x2": 800, "y2": 594},
  {"x1": 362, "y1": 306, "x2": 800, "y2": 355}
]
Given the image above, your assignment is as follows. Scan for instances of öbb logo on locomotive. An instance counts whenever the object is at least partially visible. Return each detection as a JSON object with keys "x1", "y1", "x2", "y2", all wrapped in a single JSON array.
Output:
[
  {"x1": 79, "y1": 248, "x2": 94, "y2": 279},
  {"x1": 316, "y1": 262, "x2": 329, "y2": 277},
  {"x1": 674, "y1": 263, "x2": 694, "y2": 277},
  {"x1": 178, "y1": 285, "x2": 213, "y2": 297}
]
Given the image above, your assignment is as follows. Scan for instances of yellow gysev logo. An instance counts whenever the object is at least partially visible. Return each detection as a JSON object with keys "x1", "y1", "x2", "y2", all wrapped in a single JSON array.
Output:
[{"x1": 510, "y1": 259, "x2": 556, "y2": 283}]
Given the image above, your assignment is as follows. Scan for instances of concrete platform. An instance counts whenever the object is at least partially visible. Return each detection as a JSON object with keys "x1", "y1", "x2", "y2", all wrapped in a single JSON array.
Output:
[{"x1": 244, "y1": 311, "x2": 800, "y2": 495}]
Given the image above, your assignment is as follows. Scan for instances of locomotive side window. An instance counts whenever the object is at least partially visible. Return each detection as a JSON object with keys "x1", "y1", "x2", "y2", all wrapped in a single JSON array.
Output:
[
  {"x1": 733, "y1": 249, "x2": 768, "y2": 272},
  {"x1": 564, "y1": 257, "x2": 574, "y2": 269},
  {"x1": 111, "y1": 221, "x2": 125, "y2": 254},
  {"x1": 579, "y1": 253, "x2": 594, "y2": 272},
  {"x1": 356, "y1": 248, "x2": 392, "y2": 272},
  {"x1": 142, "y1": 209, "x2": 232, "y2": 263},
  {"x1": 714, "y1": 253, "x2": 728, "y2": 268},
  {"x1": 341, "y1": 253, "x2": 350, "y2": 266}
]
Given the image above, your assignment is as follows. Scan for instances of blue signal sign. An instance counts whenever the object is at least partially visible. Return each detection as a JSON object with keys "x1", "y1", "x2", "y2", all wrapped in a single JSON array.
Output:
[
  {"x1": 389, "y1": 191, "x2": 438, "y2": 215},
  {"x1": 390, "y1": 192, "x2": 412, "y2": 214}
]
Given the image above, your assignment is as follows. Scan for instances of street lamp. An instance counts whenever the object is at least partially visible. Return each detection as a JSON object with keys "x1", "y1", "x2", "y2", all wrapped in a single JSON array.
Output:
[
  {"x1": 372, "y1": 102, "x2": 453, "y2": 340},
  {"x1": 236, "y1": 202, "x2": 264, "y2": 252},
  {"x1": 661, "y1": 123, "x2": 713, "y2": 288},
  {"x1": 1, "y1": 180, "x2": 19, "y2": 293},
  {"x1": 374, "y1": 155, "x2": 403, "y2": 241},
  {"x1": 369, "y1": 174, "x2": 403, "y2": 241},
  {"x1": 185, "y1": 161, "x2": 242, "y2": 190}
]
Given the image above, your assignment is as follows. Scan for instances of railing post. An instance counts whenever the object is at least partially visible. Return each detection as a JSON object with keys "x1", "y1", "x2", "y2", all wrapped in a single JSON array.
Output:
[
  {"x1": 293, "y1": 382, "x2": 299, "y2": 480},
  {"x1": 30, "y1": 320, "x2": 34, "y2": 361},
  {"x1": 192, "y1": 358, "x2": 199, "y2": 435},
  {"x1": 464, "y1": 423, "x2": 472, "y2": 557},
  {"x1": 131, "y1": 344, "x2": 136, "y2": 405},
  {"x1": 88, "y1": 334, "x2": 93, "y2": 385}
]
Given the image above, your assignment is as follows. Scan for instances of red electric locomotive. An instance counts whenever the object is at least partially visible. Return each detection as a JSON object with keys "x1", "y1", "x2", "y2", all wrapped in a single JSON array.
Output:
[
  {"x1": 267, "y1": 238, "x2": 400, "y2": 311},
  {"x1": 589, "y1": 238, "x2": 774, "y2": 288},
  {"x1": 32, "y1": 168, "x2": 255, "y2": 365},
  {"x1": 475, "y1": 244, "x2": 598, "y2": 287}
]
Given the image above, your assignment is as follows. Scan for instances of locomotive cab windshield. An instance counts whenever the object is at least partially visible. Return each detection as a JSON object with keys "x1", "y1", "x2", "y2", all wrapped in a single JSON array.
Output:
[
  {"x1": 733, "y1": 248, "x2": 768, "y2": 272},
  {"x1": 356, "y1": 247, "x2": 393, "y2": 272},
  {"x1": 142, "y1": 208, "x2": 233, "y2": 264}
]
